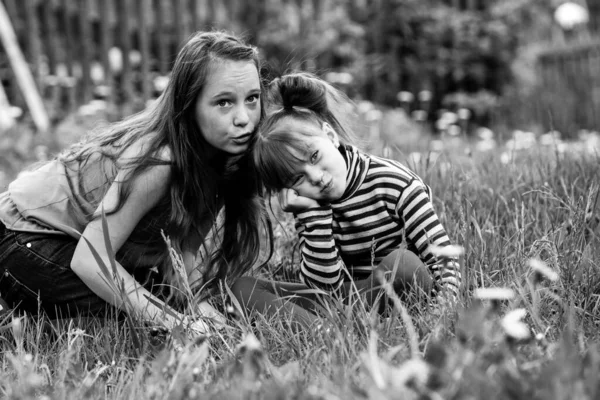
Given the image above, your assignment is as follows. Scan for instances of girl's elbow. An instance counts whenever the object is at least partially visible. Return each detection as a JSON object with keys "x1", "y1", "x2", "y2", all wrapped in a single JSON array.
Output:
[
  {"x1": 70, "y1": 255, "x2": 85, "y2": 274},
  {"x1": 70, "y1": 249, "x2": 93, "y2": 275}
]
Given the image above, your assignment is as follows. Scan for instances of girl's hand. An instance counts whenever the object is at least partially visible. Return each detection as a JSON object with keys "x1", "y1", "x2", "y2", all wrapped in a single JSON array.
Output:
[
  {"x1": 196, "y1": 300, "x2": 227, "y2": 330},
  {"x1": 278, "y1": 188, "x2": 320, "y2": 213},
  {"x1": 188, "y1": 317, "x2": 211, "y2": 336}
]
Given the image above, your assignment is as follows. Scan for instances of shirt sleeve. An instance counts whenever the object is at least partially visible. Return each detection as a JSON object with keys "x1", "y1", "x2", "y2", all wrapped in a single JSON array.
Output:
[
  {"x1": 396, "y1": 178, "x2": 461, "y2": 298},
  {"x1": 294, "y1": 205, "x2": 346, "y2": 292}
]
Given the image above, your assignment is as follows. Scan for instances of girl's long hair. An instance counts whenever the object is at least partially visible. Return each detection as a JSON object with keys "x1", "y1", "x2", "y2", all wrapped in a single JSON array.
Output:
[
  {"x1": 59, "y1": 31, "x2": 272, "y2": 302},
  {"x1": 252, "y1": 71, "x2": 359, "y2": 194}
]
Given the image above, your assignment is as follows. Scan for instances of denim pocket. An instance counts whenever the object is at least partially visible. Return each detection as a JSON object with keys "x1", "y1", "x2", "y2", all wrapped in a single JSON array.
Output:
[
  {"x1": 0, "y1": 269, "x2": 40, "y2": 311},
  {"x1": 12, "y1": 231, "x2": 76, "y2": 269}
]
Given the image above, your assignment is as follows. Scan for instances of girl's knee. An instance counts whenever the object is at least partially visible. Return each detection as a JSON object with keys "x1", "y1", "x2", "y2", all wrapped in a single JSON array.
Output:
[
  {"x1": 378, "y1": 249, "x2": 432, "y2": 294},
  {"x1": 230, "y1": 276, "x2": 258, "y2": 299}
]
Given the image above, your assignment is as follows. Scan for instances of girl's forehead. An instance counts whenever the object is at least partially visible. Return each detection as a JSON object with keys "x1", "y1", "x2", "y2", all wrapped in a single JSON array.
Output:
[
  {"x1": 285, "y1": 140, "x2": 313, "y2": 159},
  {"x1": 276, "y1": 117, "x2": 321, "y2": 134}
]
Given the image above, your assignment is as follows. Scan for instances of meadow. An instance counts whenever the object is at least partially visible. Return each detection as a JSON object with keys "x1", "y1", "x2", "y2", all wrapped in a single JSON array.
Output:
[{"x1": 0, "y1": 114, "x2": 599, "y2": 400}]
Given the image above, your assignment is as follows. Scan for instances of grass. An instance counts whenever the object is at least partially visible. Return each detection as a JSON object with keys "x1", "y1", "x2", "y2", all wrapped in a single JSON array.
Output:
[{"x1": 0, "y1": 120, "x2": 599, "y2": 399}]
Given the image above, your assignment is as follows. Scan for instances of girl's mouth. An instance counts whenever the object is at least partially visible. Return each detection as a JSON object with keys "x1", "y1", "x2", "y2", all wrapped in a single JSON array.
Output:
[
  {"x1": 232, "y1": 133, "x2": 252, "y2": 144},
  {"x1": 321, "y1": 179, "x2": 333, "y2": 193}
]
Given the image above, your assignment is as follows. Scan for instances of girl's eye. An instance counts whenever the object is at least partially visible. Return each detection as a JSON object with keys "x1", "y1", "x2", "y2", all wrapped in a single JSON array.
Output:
[
  {"x1": 310, "y1": 151, "x2": 319, "y2": 163},
  {"x1": 217, "y1": 100, "x2": 232, "y2": 107},
  {"x1": 246, "y1": 94, "x2": 260, "y2": 104}
]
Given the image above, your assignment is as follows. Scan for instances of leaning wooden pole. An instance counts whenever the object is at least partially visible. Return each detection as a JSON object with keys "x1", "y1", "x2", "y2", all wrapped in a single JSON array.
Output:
[
  {"x1": 0, "y1": 1, "x2": 50, "y2": 133},
  {"x1": 0, "y1": 81, "x2": 15, "y2": 131}
]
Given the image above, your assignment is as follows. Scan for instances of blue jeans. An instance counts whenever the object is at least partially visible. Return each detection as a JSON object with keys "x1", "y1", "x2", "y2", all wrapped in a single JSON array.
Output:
[{"x1": 0, "y1": 220, "x2": 164, "y2": 319}]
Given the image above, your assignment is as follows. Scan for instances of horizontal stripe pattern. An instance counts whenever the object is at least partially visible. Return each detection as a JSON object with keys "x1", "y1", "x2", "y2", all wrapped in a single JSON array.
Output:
[{"x1": 295, "y1": 145, "x2": 461, "y2": 296}]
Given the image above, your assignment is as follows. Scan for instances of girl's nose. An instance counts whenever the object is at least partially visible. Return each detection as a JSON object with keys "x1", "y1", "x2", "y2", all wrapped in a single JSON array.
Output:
[
  {"x1": 234, "y1": 106, "x2": 250, "y2": 126},
  {"x1": 307, "y1": 168, "x2": 324, "y2": 185}
]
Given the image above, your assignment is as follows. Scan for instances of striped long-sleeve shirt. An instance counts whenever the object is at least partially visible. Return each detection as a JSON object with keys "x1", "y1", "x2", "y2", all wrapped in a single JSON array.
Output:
[{"x1": 295, "y1": 144, "x2": 460, "y2": 298}]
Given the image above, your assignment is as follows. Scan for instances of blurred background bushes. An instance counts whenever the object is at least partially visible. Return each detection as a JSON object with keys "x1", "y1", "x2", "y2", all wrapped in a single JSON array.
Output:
[{"x1": 1, "y1": 0, "x2": 599, "y2": 138}]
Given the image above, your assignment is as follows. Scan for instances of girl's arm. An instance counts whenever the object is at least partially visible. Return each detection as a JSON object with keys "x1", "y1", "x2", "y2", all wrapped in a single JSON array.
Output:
[
  {"x1": 278, "y1": 188, "x2": 346, "y2": 292},
  {"x1": 71, "y1": 146, "x2": 186, "y2": 330},
  {"x1": 181, "y1": 233, "x2": 227, "y2": 329},
  {"x1": 396, "y1": 178, "x2": 461, "y2": 299},
  {"x1": 295, "y1": 205, "x2": 346, "y2": 291}
]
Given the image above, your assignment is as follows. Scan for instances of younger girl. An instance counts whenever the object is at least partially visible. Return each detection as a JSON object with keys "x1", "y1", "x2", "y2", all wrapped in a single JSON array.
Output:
[{"x1": 233, "y1": 73, "x2": 459, "y2": 327}]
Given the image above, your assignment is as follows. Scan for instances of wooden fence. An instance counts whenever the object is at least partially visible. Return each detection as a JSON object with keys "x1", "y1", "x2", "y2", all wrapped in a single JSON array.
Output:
[
  {"x1": 0, "y1": 0, "x2": 251, "y2": 121},
  {"x1": 536, "y1": 37, "x2": 600, "y2": 134}
]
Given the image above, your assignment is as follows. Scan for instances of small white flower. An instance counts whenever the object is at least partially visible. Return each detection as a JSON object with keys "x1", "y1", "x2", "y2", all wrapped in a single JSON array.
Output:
[
  {"x1": 473, "y1": 287, "x2": 515, "y2": 301},
  {"x1": 392, "y1": 358, "x2": 430, "y2": 389},
  {"x1": 501, "y1": 308, "x2": 531, "y2": 341},
  {"x1": 239, "y1": 332, "x2": 261, "y2": 352},
  {"x1": 528, "y1": 258, "x2": 559, "y2": 282},
  {"x1": 430, "y1": 244, "x2": 464, "y2": 258},
  {"x1": 503, "y1": 308, "x2": 527, "y2": 322}
]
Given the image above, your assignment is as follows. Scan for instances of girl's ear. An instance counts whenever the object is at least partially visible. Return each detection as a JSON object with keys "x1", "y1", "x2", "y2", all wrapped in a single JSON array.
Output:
[{"x1": 322, "y1": 122, "x2": 340, "y2": 147}]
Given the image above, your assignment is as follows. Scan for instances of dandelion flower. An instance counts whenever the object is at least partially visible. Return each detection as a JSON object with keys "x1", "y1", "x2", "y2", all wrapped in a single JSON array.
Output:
[
  {"x1": 239, "y1": 332, "x2": 262, "y2": 352},
  {"x1": 473, "y1": 287, "x2": 515, "y2": 301},
  {"x1": 392, "y1": 358, "x2": 430, "y2": 389},
  {"x1": 501, "y1": 308, "x2": 531, "y2": 341},
  {"x1": 430, "y1": 244, "x2": 465, "y2": 258},
  {"x1": 528, "y1": 258, "x2": 559, "y2": 283}
]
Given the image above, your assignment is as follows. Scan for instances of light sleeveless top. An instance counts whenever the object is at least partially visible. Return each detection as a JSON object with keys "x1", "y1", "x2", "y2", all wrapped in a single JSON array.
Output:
[{"x1": 0, "y1": 154, "x2": 171, "y2": 271}]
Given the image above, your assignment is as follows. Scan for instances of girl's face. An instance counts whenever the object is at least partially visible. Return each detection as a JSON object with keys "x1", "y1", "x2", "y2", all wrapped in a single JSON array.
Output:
[
  {"x1": 194, "y1": 60, "x2": 261, "y2": 155},
  {"x1": 285, "y1": 122, "x2": 348, "y2": 203}
]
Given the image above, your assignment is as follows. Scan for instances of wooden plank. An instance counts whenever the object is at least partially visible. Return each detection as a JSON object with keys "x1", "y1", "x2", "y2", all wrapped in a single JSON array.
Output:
[
  {"x1": 174, "y1": 0, "x2": 186, "y2": 47},
  {"x1": 40, "y1": 0, "x2": 58, "y2": 75},
  {"x1": 154, "y1": 0, "x2": 168, "y2": 74},
  {"x1": 207, "y1": 0, "x2": 216, "y2": 28},
  {"x1": 3, "y1": 0, "x2": 22, "y2": 105},
  {"x1": 118, "y1": 0, "x2": 133, "y2": 112},
  {"x1": 78, "y1": 0, "x2": 92, "y2": 103},
  {"x1": 61, "y1": 0, "x2": 73, "y2": 77},
  {"x1": 590, "y1": 50, "x2": 600, "y2": 128},
  {"x1": 99, "y1": 0, "x2": 114, "y2": 107},
  {"x1": 0, "y1": 0, "x2": 50, "y2": 133},
  {"x1": 137, "y1": 0, "x2": 151, "y2": 103},
  {"x1": 0, "y1": 79, "x2": 15, "y2": 131},
  {"x1": 190, "y1": 0, "x2": 200, "y2": 33}
]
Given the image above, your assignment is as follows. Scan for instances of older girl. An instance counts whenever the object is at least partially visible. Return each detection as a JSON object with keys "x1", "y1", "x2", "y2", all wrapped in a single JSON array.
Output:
[
  {"x1": 0, "y1": 31, "x2": 272, "y2": 334},
  {"x1": 233, "y1": 72, "x2": 459, "y2": 327}
]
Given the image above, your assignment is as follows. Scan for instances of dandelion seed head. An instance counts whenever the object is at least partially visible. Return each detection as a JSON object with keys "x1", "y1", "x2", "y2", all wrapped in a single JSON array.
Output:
[
  {"x1": 192, "y1": 367, "x2": 201, "y2": 379},
  {"x1": 473, "y1": 287, "x2": 515, "y2": 300},
  {"x1": 501, "y1": 308, "x2": 531, "y2": 341},
  {"x1": 502, "y1": 320, "x2": 531, "y2": 341},
  {"x1": 239, "y1": 332, "x2": 261, "y2": 352},
  {"x1": 528, "y1": 258, "x2": 559, "y2": 282},
  {"x1": 430, "y1": 244, "x2": 464, "y2": 259},
  {"x1": 393, "y1": 358, "x2": 430, "y2": 389},
  {"x1": 504, "y1": 308, "x2": 527, "y2": 323}
]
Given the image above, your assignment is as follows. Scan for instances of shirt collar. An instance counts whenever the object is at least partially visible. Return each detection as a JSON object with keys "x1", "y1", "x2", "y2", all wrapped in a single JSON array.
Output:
[{"x1": 337, "y1": 143, "x2": 369, "y2": 202}]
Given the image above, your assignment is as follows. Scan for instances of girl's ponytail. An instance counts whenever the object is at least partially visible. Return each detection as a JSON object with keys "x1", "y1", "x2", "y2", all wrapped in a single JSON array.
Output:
[
  {"x1": 276, "y1": 73, "x2": 328, "y2": 114},
  {"x1": 263, "y1": 71, "x2": 360, "y2": 146}
]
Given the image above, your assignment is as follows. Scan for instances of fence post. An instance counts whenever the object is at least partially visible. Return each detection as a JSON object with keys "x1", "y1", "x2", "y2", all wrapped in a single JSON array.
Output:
[
  {"x1": 99, "y1": 0, "x2": 115, "y2": 111},
  {"x1": 78, "y1": 0, "x2": 92, "y2": 104},
  {"x1": 0, "y1": 81, "x2": 15, "y2": 131},
  {"x1": 137, "y1": 0, "x2": 151, "y2": 104},
  {"x1": 0, "y1": 1, "x2": 50, "y2": 133},
  {"x1": 118, "y1": 0, "x2": 133, "y2": 115}
]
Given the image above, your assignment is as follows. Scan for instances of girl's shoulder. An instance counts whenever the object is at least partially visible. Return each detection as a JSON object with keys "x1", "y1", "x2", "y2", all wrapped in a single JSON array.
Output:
[
  {"x1": 120, "y1": 132, "x2": 173, "y2": 163},
  {"x1": 366, "y1": 153, "x2": 418, "y2": 177}
]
